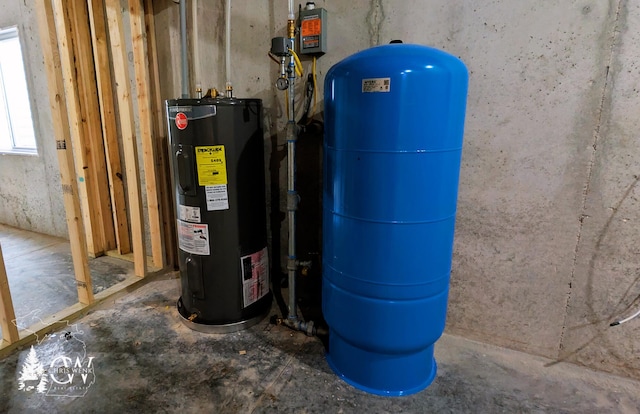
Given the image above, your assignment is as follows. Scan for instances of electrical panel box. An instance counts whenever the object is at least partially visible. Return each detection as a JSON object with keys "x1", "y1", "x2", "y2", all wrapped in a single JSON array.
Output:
[{"x1": 299, "y1": 6, "x2": 327, "y2": 56}]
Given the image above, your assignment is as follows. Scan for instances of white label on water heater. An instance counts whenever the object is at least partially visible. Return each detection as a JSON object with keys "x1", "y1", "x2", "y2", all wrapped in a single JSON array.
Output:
[
  {"x1": 240, "y1": 247, "x2": 269, "y2": 308},
  {"x1": 205, "y1": 185, "x2": 229, "y2": 211},
  {"x1": 362, "y1": 77, "x2": 391, "y2": 93},
  {"x1": 177, "y1": 220, "x2": 210, "y2": 255},
  {"x1": 178, "y1": 205, "x2": 201, "y2": 223}
]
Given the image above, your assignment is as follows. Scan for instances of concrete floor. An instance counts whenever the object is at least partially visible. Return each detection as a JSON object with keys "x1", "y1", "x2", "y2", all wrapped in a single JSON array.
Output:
[
  {"x1": 1, "y1": 273, "x2": 639, "y2": 413},
  {"x1": 0, "y1": 224, "x2": 131, "y2": 337}
]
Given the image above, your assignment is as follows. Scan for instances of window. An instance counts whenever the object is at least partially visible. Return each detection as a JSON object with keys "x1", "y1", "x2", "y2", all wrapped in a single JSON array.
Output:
[{"x1": 0, "y1": 27, "x2": 37, "y2": 154}]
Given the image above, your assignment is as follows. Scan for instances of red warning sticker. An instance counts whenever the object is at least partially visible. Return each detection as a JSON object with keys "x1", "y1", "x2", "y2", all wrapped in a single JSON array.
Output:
[{"x1": 175, "y1": 112, "x2": 188, "y2": 130}]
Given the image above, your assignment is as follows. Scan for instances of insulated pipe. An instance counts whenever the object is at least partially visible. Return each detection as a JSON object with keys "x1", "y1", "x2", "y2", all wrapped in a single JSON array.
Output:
[{"x1": 225, "y1": 0, "x2": 232, "y2": 96}]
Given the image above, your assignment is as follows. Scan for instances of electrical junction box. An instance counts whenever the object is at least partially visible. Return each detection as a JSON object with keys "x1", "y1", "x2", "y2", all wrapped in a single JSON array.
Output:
[{"x1": 299, "y1": 4, "x2": 327, "y2": 56}]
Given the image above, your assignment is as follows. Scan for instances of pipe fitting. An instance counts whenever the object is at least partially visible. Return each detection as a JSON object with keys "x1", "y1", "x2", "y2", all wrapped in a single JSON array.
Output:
[
  {"x1": 297, "y1": 260, "x2": 312, "y2": 267},
  {"x1": 287, "y1": 19, "x2": 296, "y2": 40},
  {"x1": 287, "y1": 191, "x2": 299, "y2": 211},
  {"x1": 276, "y1": 317, "x2": 318, "y2": 337},
  {"x1": 287, "y1": 257, "x2": 297, "y2": 271}
]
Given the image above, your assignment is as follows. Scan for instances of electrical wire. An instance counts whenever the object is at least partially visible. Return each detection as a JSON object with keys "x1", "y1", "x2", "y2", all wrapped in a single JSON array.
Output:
[
  {"x1": 289, "y1": 49, "x2": 304, "y2": 77},
  {"x1": 268, "y1": 52, "x2": 280, "y2": 65},
  {"x1": 309, "y1": 56, "x2": 317, "y2": 120},
  {"x1": 610, "y1": 307, "x2": 640, "y2": 326}
]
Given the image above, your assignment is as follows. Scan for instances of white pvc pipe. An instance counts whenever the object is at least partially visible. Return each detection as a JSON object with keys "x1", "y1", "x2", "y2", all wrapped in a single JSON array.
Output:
[
  {"x1": 225, "y1": 0, "x2": 232, "y2": 94},
  {"x1": 288, "y1": 0, "x2": 295, "y2": 20}
]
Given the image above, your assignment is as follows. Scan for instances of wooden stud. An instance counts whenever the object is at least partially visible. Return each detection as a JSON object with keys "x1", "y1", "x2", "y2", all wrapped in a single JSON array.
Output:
[
  {"x1": 67, "y1": 0, "x2": 116, "y2": 254},
  {"x1": 51, "y1": 0, "x2": 103, "y2": 257},
  {"x1": 87, "y1": 0, "x2": 132, "y2": 255},
  {"x1": 143, "y1": 0, "x2": 166, "y2": 143},
  {"x1": 129, "y1": 0, "x2": 165, "y2": 270},
  {"x1": 35, "y1": 0, "x2": 94, "y2": 305},
  {"x1": 105, "y1": 0, "x2": 147, "y2": 277},
  {"x1": 0, "y1": 244, "x2": 19, "y2": 345},
  {"x1": 145, "y1": 0, "x2": 177, "y2": 269}
]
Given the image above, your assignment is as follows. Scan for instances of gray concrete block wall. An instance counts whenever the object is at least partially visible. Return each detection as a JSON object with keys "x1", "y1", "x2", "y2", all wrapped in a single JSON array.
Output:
[{"x1": 0, "y1": 0, "x2": 67, "y2": 238}]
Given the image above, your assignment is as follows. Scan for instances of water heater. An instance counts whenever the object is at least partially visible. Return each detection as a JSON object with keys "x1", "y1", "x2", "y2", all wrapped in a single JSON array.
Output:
[
  {"x1": 322, "y1": 44, "x2": 468, "y2": 395},
  {"x1": 166, "y1": 98, "x2": 271, "y2": 333}
]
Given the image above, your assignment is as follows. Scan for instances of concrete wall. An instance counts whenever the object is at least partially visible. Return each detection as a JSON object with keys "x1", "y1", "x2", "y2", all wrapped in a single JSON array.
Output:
[
  {"x1": 1, "y1": 0, "x2": 633, "y2": 384},
  {"x1": 155, "y1": 0, "x2": 640, "y2": 380},
  {"x1": 0, "y1": 0, "x2": 67, "y2": 238}
]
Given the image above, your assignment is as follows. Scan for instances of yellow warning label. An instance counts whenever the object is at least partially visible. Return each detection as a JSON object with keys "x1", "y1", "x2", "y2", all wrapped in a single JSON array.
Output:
[{"x1": 195, "y1": 145, "x2": 227, "y2": 186}]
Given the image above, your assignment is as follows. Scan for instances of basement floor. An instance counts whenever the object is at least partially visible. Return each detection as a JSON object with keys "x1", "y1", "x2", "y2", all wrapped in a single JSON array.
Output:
[
  {"x1": 0, "y1": 275, "x2": 638, "y2": 412},
  {"x1": 1, "y1": 227, "x2": 639, "y2": 413},
  {"x1": 0, "y1": 224, "x2": 132, "y2": 337}
]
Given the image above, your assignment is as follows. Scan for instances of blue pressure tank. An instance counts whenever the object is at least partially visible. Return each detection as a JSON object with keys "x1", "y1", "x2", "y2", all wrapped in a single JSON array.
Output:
[{"x1": 322, "y1": 43, "x2": 468, "y2": 396}]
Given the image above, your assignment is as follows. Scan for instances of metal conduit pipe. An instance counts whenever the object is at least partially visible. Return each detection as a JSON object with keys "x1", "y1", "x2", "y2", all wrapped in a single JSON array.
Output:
[
  {"x1": 180, "y1": 0, "x2": 189, "y2": 98},
  {"x1": 268, "y1": 2, "x2": 322, "y2": 337},
  {"x1": 286, "y1": 20, "x2": 297, "y2": 321},
  {"x1": 192, "y1": 0, "x2": 201, "y2": 97},
  {"x1": 225, "y1": 0, "x2": 232, "y2": 97}
]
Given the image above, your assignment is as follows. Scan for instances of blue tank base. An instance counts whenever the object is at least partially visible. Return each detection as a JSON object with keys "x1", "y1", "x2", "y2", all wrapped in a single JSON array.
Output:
[{"x1": 325, "y1": 331, "x2": 437, "y2": 397}]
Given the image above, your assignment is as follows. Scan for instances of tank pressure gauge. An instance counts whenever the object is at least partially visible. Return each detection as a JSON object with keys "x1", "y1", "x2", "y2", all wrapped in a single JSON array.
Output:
[{"x1": 276, "y1": 77, "x2": 289, "y2": 90}]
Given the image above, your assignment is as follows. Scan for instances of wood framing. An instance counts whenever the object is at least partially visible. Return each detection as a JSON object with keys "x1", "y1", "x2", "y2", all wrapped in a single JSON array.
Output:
[
  {"x1": 51, "y1": 0, "x2": 108, "y2": 258},
  {"x1": 145, "y1": 0, "x2": 177, "y2": 269},
  {"x1": 36, "y1": 0, "x2": 94, "y2": 305},
  {"x1": 105, "y1": 0, "x2": 147, "y2": 277},
  {"x1": 0, "y1": 244, "x2": 19, "y2": 344},
  {"x1": 128, "y1": 0, "x2": 165, "y2": 270},
  {"x1": 68, "y1": 0, "x2": 116, "y2": 254},
  {"x1": 87, "y1": 0, "x2": 132, "y2": 255}
]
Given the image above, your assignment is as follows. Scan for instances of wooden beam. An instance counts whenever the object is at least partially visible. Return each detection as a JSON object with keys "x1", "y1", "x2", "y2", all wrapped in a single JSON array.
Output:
[
  {"x1": 67, "y1": 0, "x2": 116, "y2": 254},
  {"x1": 129, "y1": 0, "x2": 165, "y2": 270},
  {"x1": 105, "y1": 0, "x2": 147, "y2": 277},
  {"x1": 145, "y1": 0, "x2": 177, "y2": 269},
  {"x1": 87, "y1": 0, "x2": 131, "y2": 255},
  {"x1": 36, "y1": 0, "x2": 94, "y2": 305},
  {"x1": 0, "y1": 244, "x2": 19, "y2": 345},
  {"x1": 50, "y1": 0, "x2": 102, "y2": 257},
  {"x1": 144, "y1": 0, "x2": 166, "y2": 142}
]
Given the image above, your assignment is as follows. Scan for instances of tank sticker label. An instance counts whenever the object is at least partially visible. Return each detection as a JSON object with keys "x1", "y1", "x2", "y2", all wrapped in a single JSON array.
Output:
[
  {"x1": 195, "y1": 145, "x2": 228, "y2": 186},
  {"x1": 362, "y1": 77, "x2": 391, "y2": 93},
  {"x1": 177, "y1": 220, "x2": 210, "y2": 256},
  {"x1": 175, "y1": 112, "x2": 188, "y2": 130},
  {"x1": 178, "y1": 205, "x2": 201, "y2": 223},
  {"x1": 205, "y1": 185, "x2": 229, "y2": 211},
  {"x1": 241, "y1": 247, "x2": 269, "y2": 308}
]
